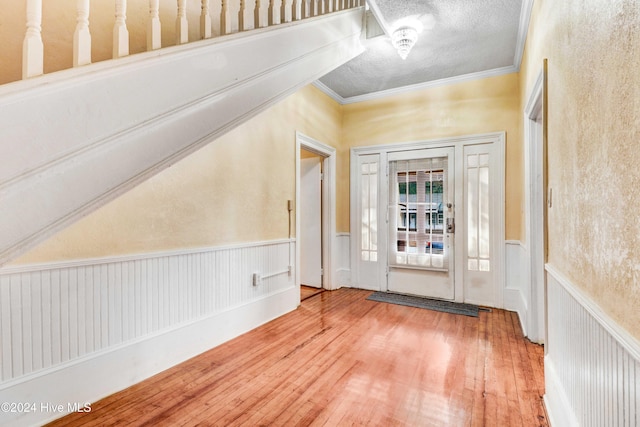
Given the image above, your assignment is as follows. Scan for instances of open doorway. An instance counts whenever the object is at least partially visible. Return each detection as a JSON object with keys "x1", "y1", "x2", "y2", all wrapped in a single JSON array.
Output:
[
  {"x1": 300, "y1": 149, "x2": 324, "y2": 299},
  {"x1": 295, "y1": 132, "x2": 337, "y2": 302},
  {"x1": 524, "y1": 60, "x2": 548, "y2": 344}
]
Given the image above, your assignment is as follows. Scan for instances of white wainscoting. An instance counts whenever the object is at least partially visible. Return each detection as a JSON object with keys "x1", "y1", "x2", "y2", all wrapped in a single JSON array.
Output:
[
  {"x1": 504, "y1": 240, "x2": 528, "y2": 336},
  {"x1": 545, "y1": 265, "x2": 640, "y2": 427},
  {"x1": 0, "y1": 239, "x2": 297, "y2": 426},
  {"x1": 336, "y1": 233, "x2": 351, "y2": 287}
]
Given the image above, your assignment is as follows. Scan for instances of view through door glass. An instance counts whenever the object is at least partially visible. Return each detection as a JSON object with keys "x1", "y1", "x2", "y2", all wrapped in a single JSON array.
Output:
[{"x1": 390, "y1": 158, "x2": 448, "y2": 270}]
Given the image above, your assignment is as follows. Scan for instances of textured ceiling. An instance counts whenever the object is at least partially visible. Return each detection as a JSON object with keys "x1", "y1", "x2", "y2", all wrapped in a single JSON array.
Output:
[{"x1": 318, "y1": 0, "x2": 530, "y2": 103}]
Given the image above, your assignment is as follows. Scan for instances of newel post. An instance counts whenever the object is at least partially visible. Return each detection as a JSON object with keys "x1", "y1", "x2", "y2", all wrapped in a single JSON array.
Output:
[
  {"x1": 22, "y1": 0, "x2": 44, "y2": 78},
  {"x1": 113, "y1": 0, "x2": 130, "y2": 58},
  {"x1": 147, "y1": 0, "x2": 161, "y2": 50}
]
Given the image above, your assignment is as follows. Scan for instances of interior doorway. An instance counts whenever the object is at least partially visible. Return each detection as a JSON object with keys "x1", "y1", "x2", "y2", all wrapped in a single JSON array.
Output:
[
  {"x1": 295, "y1": 132, "x2": 337, "y2": 302},
  {"x1": 524, "y1": 60, "x2": 548, "y2": 344},
  {"x1": 300, "y1": 151, "x2": 323, "y2": 289}
]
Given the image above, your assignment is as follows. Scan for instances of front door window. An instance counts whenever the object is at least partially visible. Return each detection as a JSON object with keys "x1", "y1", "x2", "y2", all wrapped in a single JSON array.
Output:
[{"x1": 390, "y1": 157, "x2": 448, "y2": 270}]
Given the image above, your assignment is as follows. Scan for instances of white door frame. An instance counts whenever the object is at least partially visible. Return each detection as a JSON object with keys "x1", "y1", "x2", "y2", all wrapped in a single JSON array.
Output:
[
  {"x1": 524, "y1": 60, "x2": 548, "y2": 344},
  {"x1": 296, "y1": 132, "x2": 337, "y2": 291},
  {"x1": 350, "y1": 132, "x2": 505, "y2": 307}
]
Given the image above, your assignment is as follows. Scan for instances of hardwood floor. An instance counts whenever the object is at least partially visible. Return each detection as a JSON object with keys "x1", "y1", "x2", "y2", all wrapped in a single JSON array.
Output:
[
  {"x1": 300, "y1": 284, "x2": 324, "y2": 301},
  {"x1": 47, "y1": 289, "x2": 547, "y2": 426}
]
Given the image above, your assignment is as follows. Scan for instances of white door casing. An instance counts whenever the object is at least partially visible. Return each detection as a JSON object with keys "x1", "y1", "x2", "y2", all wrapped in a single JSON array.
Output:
[
  {"x1": 300, "y1": 157, "x2": 323, "y2": 287},
  {"x1": 350, "y1": 133, "x2": 505, "y2": 308},
  {"x1": 524, "y1": 61, "x2": 548, "y2": 344},
  {"x1": 295, "y1": 132, "x2": 337, "y2": 292}
]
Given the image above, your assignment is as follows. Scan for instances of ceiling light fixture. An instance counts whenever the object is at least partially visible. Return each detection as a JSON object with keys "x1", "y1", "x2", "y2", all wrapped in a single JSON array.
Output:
[{"x1": 391, "y1": 26, "x2": 418, "y2": 60}]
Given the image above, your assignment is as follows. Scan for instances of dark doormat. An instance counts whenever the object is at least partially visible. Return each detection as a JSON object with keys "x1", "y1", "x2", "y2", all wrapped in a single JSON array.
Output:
[{"x1": 366, "y1": 291, "x2": 479, "y2": 317}]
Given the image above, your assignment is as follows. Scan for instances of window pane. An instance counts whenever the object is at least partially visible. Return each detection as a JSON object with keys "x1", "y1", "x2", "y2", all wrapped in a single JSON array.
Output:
[
  {"x1": 390, "y1": 156, "x2": 449, "y2": 271},
  {"x1": 479, "y1": 166, "x2": 490, "y2": 259},
  {"x1": 467, "y1": 167, "x2": 478, "y2": 258}
]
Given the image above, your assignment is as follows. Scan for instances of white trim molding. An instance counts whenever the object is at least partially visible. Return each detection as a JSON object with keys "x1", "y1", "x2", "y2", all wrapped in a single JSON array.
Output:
[
  {"x1": 524, "y1": 59, "x2": 548, "y2": 344},
  {"x1": 350, "y1": 132, "x2": 505, "y2": 308},
  {"x1": 335, "y1": 233, "x2": 351, "y2": 287},
  {"x1": 545, "y1": 264, "x2": 640, "y2": 426},
  {"x1": 315, "y1": 66, "x2": 518, "y2": 105},
  {"x1": 0, "y1": 240, "x2": 297, "y2": 426},
  {"x1": 504, "y1": 240, "x2": 528, "y2": 336},
  {"x1": 295, "y1": 132, "x2": 338, "y2": 290}
]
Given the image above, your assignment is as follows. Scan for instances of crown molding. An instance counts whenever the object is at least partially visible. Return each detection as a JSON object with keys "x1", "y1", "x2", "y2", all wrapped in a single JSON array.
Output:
[
  {"x1": 316, "y1": 0, "x2": 534, "y2": 105},
  {"x1": 514, "y1": 0, "x2": 535, "y2": 69},
  {"x1": 316, "y1": 65, "x2": 518, "y2": 105}
]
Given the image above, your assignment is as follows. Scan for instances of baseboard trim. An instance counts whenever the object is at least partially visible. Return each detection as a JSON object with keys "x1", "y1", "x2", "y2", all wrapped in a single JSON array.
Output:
[
  {"x1": 503, "y1": 287, "x2": 527, "y2": 337},
  {"x1": 543, "y1": 356, "x2": 579, "y2": 427},
  {"x1": 0, "y1": 286, "x2": 298, "y2": 426}
]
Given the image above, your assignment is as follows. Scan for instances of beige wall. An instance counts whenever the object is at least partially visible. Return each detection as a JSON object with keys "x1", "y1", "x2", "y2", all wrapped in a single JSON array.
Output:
[
  {"x1": 341, "y1": 73, "x2": 523, "y2": 241},
  {"x1": 520, "y1": 0, "x2": 640, "y2": 339},
  {"x1": 12, "y1": 84, "x2": 341, "y2": 263}
]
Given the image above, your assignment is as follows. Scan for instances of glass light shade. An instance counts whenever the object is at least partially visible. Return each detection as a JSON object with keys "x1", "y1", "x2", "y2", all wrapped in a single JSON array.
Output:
[{"x1": 391, "y1": 26, "x2": 418, "y2": 60}]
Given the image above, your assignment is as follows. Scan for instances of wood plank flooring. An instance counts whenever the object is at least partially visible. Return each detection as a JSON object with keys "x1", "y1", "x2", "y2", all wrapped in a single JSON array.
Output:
[
  {"x1": 47, "y1": 289, "x2": 548, "y2": 426},
  {"x1": 300, "y1": 285, "x2": 324, "y2": 301}
]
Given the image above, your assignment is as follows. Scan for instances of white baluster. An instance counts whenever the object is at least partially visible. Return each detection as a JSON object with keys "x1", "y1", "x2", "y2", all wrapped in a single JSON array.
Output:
[
  {"x1": 268, "y1": 0, "x2": 276, "y2": 25},
  {"x1": 291, "y1": 0, "x2": 301, "y2": 21},
  {"x1": 280, "y1": 0, "x2": 289, "y2": 23},
  {"x1": 220, "y1": 0, "x2": 230, "y2": 35},
  {"x1": 73, "y1": 0, "x2": 91, "y2": 66},
  {"x1": 22, "y1": 0, "x2": 44, "y2": 78},
  {"x1": 113, "y1": 0, "x2": 129, "y2": 58},
  {"x1": 147, "y1": 0, "x2": 161, "y2": 50},
  {"x1": 176, "y1": 0, "x2": 188, "y2": 44},
  {"x1": 200, "y1": 0, "x2": 211, "y2": 39},
  {"x1": 254, "y1": 0, "x2": 266, "y2": 28},
  {"x1": 238, "y1": 0, "x2": 246, "y2": 31},
  {"x1": 301, "y1": 0, "x2": 308, "y2": 18},
  {"x1": 324, "y1": 0, "x2": 331, "y2": 14},
  {"x1": 332, "y1": 0, "x2": 338, "y2": 12},
  {"x1": 310, "y1": 0, "x2": 317, "y2": 17}
]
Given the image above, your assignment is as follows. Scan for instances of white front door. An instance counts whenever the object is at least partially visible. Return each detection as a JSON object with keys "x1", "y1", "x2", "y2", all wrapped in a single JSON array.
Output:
[{"x1": 387, "y1": 148, "x2": 455, "y2": 300}]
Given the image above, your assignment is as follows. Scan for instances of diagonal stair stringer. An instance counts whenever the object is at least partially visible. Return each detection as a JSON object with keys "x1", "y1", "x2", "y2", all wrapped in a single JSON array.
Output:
[{"x1": 0, "y1": 8, "x2": 365, "y2": 266}]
